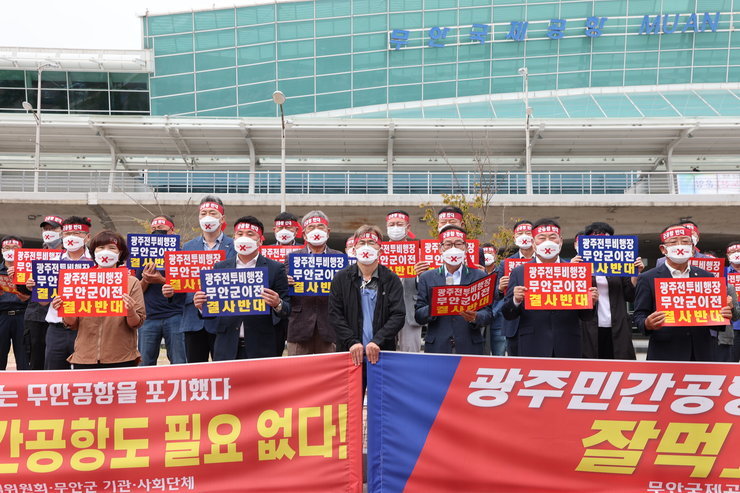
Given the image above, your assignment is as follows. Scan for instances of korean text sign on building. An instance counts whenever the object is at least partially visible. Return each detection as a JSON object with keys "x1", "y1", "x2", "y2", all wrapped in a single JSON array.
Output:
[
  {"x1": 261, "y1": 245, "x2": 302, "y2": 264},
  {"x1": 13, "y1": 249, "x2": 62, "y2": 284},
  {"x1": 690, "y1": 258, "x2": 725, "y2": 278},
  {"x1": 200, "y1": 268, "x2": 268, "y2": 317},
  {"x1": 524, "y1": 263, "x2": 593, "y2": 309},
  {"x1": 654, "y1": 278, "x2": 728, "y2": 327},
  {"x1": 288, "y1": 254, "x2": 348, "y2": 296},
  {"x1": 31, "y1": 260, "x2": 94, "y2": 302},
  {"x1": 419, "y1": 240, "x2": 479, "y2": 268},
  {"x1": 431, "y1": 274, "x2": 495, "y2": 316},
  {"x1": 578, "y1": 235, "x2": 638, "y2": 277},
  {"x1": 165, "y1": 251, "x2": 225, "y2": 293},
  {"x1": 380, "y1": 241, "x2": 418, "y2": 278},
  {"x1": 126, "y1": 234, "x2": 180, "y2": 270},
  {"x1": 57, "y1": 267, "x2": 128, "y2": 317},
  {"x1": 0, "y1": 354, "x2": 363, "y2": 493}
]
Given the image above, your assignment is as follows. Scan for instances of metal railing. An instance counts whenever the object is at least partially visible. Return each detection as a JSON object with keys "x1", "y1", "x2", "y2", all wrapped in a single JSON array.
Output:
[{"x1": 0, "y1": 169, "x2": 737, "y2": 195}]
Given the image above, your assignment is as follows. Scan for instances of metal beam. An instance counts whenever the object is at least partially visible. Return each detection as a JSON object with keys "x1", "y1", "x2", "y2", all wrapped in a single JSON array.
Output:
[
  {"x1": 165, "y1": 123, "x2": 193, "y2": 167},
  {"x1": 663, "y1": 127, "x2": 697, "y2": 194},
  {"x1": 241, "y1": 124, "x2": 257, "y2": 194},
  {"x1": 387, "y1": 123, "x2": 395, "y2": 194}
]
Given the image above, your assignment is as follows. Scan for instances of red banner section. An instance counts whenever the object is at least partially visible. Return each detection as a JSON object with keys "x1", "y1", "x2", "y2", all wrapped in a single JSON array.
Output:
[
  {"x1": 0, "y1": 274, "x2": 20, "y2": 295},
  {"x1": 0, "y1": 354, "x2": 363, "y2": 493},
  {"x1": 13, "y1": 248, "x2": 62, "y2": 284},
  {"x1": 728, "y1": 273, "x2": 740, "y2": 293},
  {"x1": 524, "y1": 263, "x2": 593, "y2": 310},
  {"x1": 262, "y1": 245, "x2": 303, "y2": 264},
  {"x1": 430, "y1": 274, "x2": 495, "y2": 316},
  {"x1": 380, "y1": 241, "x2": 419, "y2": 278},
  {"x1": 504, "y1": 257, "x2": 530, "y2": 276},
  {"x1": 57, "y1": 267, "x2": 128, "y2": 317},
  {"x1": 690, "y1": 258, "x2": 725, "y2": 278},
  {"x1": 165, "y1": 251, "x2": 226, "y2": 293},
  {"x1": 419, "y1": 239, "x2": 479, "y2": 268},
  {"x1": 655, "y1": 278, "x2": 729, "y2": 327}
]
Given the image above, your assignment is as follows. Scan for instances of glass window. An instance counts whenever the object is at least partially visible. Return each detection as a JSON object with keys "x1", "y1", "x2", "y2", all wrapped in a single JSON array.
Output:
[
  {"x1": 69, "y1": 90, "x2": 109, "y2": 111},
  {"x1": 389, "y1": 107, "x2": 423, "y2": 118},
  {"x1": 238, "y1": 62, "x2": 277, "y2": 83},
  {"x1": 353, "y1": 87, "x2": 387, "y2": 107},
  {"x1": 354, "y1": 0, "x2": 388, "y2": 15},
  {"x1": 699, "y1": 91, "x2": 740, "y2": 116},
  {"x1": 154, "y1": 34, "x2": 194, "y2": 55},
  {"x1": 317, "y1": 36, "x2": 352, "y2": 56},
  {"x1": 317, "y1": 55, "x2": 351, "y2": 75},
  {"x1": 625, "y1": 51, "x2": 659, "y2": 69},
  {"x1": 457, "y1": 78, "x2": 488, "y2": 97},
  {"x1": 657, "y1": 68, "x2": 691, "y2": 85},
  {"x1": 663, "y1": 91, "x2": 718, "y2": 116},
  {"x1": 491, "y1": 76, "x2": 521, "y2": 94},
  {"x1": 28, "y1": 70, "x2": 67, "y2": 89},
  {"x1": 148, "y1": 13, "x2": 193, "y2": 36},
  {"x1": 491, "y1": 100, "x2": 525, "y2": 118},
  {"x1": 27, "y1": 90, "x2": 68, "y2": 111},
  {"x1": 69, "y1": 72, "x2": 108, "y2": 90},
  {"x1": 196, "y1": 68, "x2": 236, "y2": 91},
  {"x1": 278, "y1": 40, "x2": 314, "y2": 59},
  {"x1": 389, "y1": 0, "x2": 423, "y2": 12},
  {"x1": 390, "y1": 12, "x2": 423, "y2": 30},
  {"x1": 238, "y1": 101, "x2": 276, "y2": 117},
  {"x1": 353, "y1": 15, "x2": 387, "y2": 34},
  {"x1": 278, "y1": 59, "x2": 315, "y2": 78},
  {"x1": 389, "y1": 84, "x2": 421, "y2": 103},
  {"x1": 591, "y1": 70, "x2": 625, "y2": 88},
  {"x1": 457, "y1": 61, "x2": 488, "y2": 79},
  {"x1": 278, "y1": 21, "x2": 315, "y2": 41},
  {"x1": 389, "y1": 49, "x2": 421, "y2": 68},
  {"x1": 194, "y1": 9, "x2": 235, "y2": 31},
  {"x1": 236, "y1": 5, "x2": 275, "y2": 26},
  {"x1": 592, "y1": 52, "x2": 625, "y2": 70},
  {"x1": 459, "y1": 7, "x2": 491, "y2": 25},
  {"x1": 110, "y1": 73, "x2": 148, "y2": 91},
  {"x1": 424, "y1": 9, "x2": 457, "y2": 27},
  {"x1": 238, "y1": 81, "x2": 276, "y2": 104},
  {"x1": 150, "y1": 74, "x2": 194, "y2": 98},
  {"x1": 0, "y1": 70, "x2": 25, "y2": 88},
  {"x1": 196, "y1": 49, "x2": 236, "y2": 71},
  {"x1": 0, "y1": 89, "x2": 27, "y2": 109},
  {"x1": 284, "y1": 95, "x2": 315, "y2": 114},
  {"x1": 195, "y1": 30, "x2": 236, "y2": 52},
  {"x1": 237, "y1": 25, "x2": 275, "y2": 45},
  {"x1": 559, "y1": 96, "x2": 605, "y2": 118},
  {"x1": 593, "y1": 94, "x2": 643, "y2": 118},
  {"x1": 627, "y1": 93, "x2": 679, "y2": 117},
  {"x1": 424, "y1": 63, "x2": 455, "y2": 82},
  {"x1": 316, "y1": 17, "x2": 351, "y2": 37},
  {"x1": 556, "y1": 72, "x2": 590, "y2": 90},
  {"x1": 692, "y1": 67, "x2": 730, "y2": 84},
  {"x1": 278, "y1": 77, "x2": 315, "y2": 97},
  {"x1": 423, "y1": 105, "x2": 458, "y2": 118},
  {"x1": 457, "y1": 101, "x2": 494, "y2": 118},
  {"x1": 624, "y1": 69, "x2": 658, "y2": 86},
  {"x1": 354, "y1": 33, "x2": 387, "y2": 52},
  {"x1": 238, "y1": 45, "x2": 276, "y2": 65},
  {"x1": 316, "y1": 1, "x2": 350, "y2": 18},
  {"x1": 659, "y1": 50, "x2": 693, "y2": 67},
  {"x1": 423, "y1": 46, "x2": 457, "y2": 64},
  {"x1": 155, "y1": 54, "x2": 195, "y2": 76},
  {"x1": 110, "y1": 91, "x2": 150, "y2": 112},
  {"x1": 354, "y1": 69, "x2": 387, "y2": 89},
  {"x1": 151, "y1": 94, "x2": 195, "y2": 115},
  {"x1": 277, "y1": 3, "x2": 314, "y2": 21},
  {"x1": 354, "y1": 51, "x2": 388, "y2": 71},
  {"x1": 197, "y1": 87, "x2": 237, "y2": 110},
  {"x1": 316, "y1": 73, "x2": 351, "y2": 93},
  {"x1": 390, "y1": 67, "x2": 421, "y2": 85},
  {"x1": 198, "y1": 106, "x2": 237, "y2": 117},
  {"x1": 423, "y1": 82, "x2": 455, "y2": 100},
  {"x1": 316, "y1": 92, "x2": 351, "y2": 112}
]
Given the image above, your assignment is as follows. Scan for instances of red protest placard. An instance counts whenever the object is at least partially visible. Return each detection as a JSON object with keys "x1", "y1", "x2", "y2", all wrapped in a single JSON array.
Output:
[
  {"x1": 689, "y1": 257, "x2": 724, "y2": 278},
  {"x1": 165, "y1": 250, "x2": 226, "y2": 293},
  {"x1": 13, "y1": 248, "x2": 62, "y2": 284},
  {"x1": 380, "y1": 241, "x2": 418, "y2": 278},
  {"x1": 728, "y1": 273, "x2": 740, "y2": 293},
  {"x1": 419, "y1": 239, "x2": 479, "y2": 268},
  {"x1": 430, "y1": 274, "x2": 496, "y2": 316},
  {"x1": 504, "y1": 257, "x2": 530, "y2": 276},
  {"x1": 57, "y1": 267, "x2": 128, "y2": 317},
  {"x1": 0, "y1": 274, "x2": 20, "y2": 295},
  {"x1": 654, "y1": 277, "x2": 728, "y2": 327},
  {"x1": 524, "y1": 263, "x2": 593, "y2": 310},
  {"x1": 261, "y1": 245, "x2": 302, "y2": 264}
]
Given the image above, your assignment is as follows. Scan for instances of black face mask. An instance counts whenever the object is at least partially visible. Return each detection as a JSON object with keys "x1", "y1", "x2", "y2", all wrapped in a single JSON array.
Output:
[{"x1": 152, "y1": 229, "x2": 168, "y2": 235}]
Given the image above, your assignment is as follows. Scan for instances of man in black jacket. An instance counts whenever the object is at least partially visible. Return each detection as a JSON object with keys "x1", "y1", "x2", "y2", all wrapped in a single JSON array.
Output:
[{"x1": 329, "y1": 225, "x2": 405, "y2": 367}]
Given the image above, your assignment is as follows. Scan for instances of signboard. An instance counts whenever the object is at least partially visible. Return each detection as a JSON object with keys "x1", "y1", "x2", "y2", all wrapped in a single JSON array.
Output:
[
  {"x1": 261, "y1": 245, "x2": 302, "y2": 264},
  {"x1": 524, "y1": 263, "x2": 593, "y2": 310},
  {"x1": 654, "y1": 278, "x2": 728, "y2": 327},
  {"x1": 164, "y1": 251, "x2": 226, "y2": 293},
  {"x1": 430, "y1": 274, "x2": 495, "y2": 316},
  {"x1": 127, "y1": 234, "x2": 180, "y2": 270},
  {"x1": 690, "y1": 257, "x2": 724, "y2": 278},
  {"x1": 379, "y1": 241, "x2": 418, "y2": 279},
  {"x1": 31, "y1": 259, "x2": 94, "y2": 302},
  {"x1": 13, "y1": 249, "x2": 62, "y2": 285},
  {"x1": 57, "y1": 267, "x2": 128, "y2": 317},
  {"x1": 200, "y1": 268, "x2": 268, "y2": 317},
  {"x1": 578, "y1": 235, "x2": 638, "y2": 277},
  {"x1": 504, "y1": 257, "x2": 530, "y2": 277},
  {"x1": 288, "y1": 254, "x2": 348, "y2": 296},
  {"x1": 419, "y1": 240, "x2": 479, "y2": 269}
]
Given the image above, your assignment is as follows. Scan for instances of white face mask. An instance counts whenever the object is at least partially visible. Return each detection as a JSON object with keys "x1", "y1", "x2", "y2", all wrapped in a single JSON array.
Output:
[
  {"x1": 63, "y1": 235, "x2": 85, "y2": 253},
  {"x1": 275, "y1": 229, "x2": 295, "y2": 245},
  {"x1": 536, "y1": 240, "x2": 561, "y2": 260},
  {"x1": 2, "y1": 249, "x2": 15, "y2": 262},
  {"x1": 691, "y1": 234, "x2": 699, "y2": 247},
  {"x1": 42, "y1": 231, "x2": 60, "y2": 244},
  {"x1": 306, "y1": 228, "x2": 329, "y2": 246},
  {"x1": 515, "y1": 234, "x2": 533, "y2": 249},
  {"x1": 234, "y1": 236, "x2": 259, "y2": 256},
  {"x1": 484, "y1": 253, "x2": 496, "y2": 267},
  {"x1": 94, "y1": 249, "x2": 119, "y2": 268},
  {"x1": 729, "y1": 252, "x2": 740, "y2": 265},
  {"x1": 387, "y1": 226, "x2": 407, "y2": 242},
  {"x1": 199, "y1": 215, "x2": 221, "y2": 233},
  {"x1": 664, "y1": 244, "x2": 693, "y2": 263},
  {"x1": 442, "y1": 247, "x2": 466, "y2": 266},
  {"x1": 355, "y1": 245, "x2": 379, "y2": 265}
]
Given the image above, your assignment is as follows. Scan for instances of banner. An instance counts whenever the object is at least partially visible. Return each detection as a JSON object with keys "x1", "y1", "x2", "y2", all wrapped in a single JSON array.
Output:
[
  {"x1": 419, "y1": 240, "x2": 479, "y2": 269},
  {"x1": 165, "y1": 251, "x2": 226, "y2": 293},
  {"x1": 288, "y1": 254, "x2": 348, "y2": 296},
  {"x1": 57, "y1": 267, "x2": 128, "y2": 317},
  {"x1": 430, "y1": 274, "x2": 495, "y2": 316},
  {"x1": 13, "y1": 248, "x2": 62, "y2": 284},
  {"x1": 200, "y1": 268, "x2": 268, "y2": 317},
  {"x1": 127, "y1": 234, "x2": 180, "y2": 270},
  {"x1": 31, "y1": 259, "x2": 94, "y2": 302},
  {"x1": 578, "y1": 235, "x2": 638, "y2": 277},
  {"x1": 0, "y1": 354, "x2": 363, "y2": 493},
  {"x1": 654, "y1": 278, "x2": 728, "y2": 327},
  {"x1": 262, "y1": 245, "x2": 302, "y2": 264},
  {"x1": 690, "y1": 258, "x2": 724, "y2": 278},
  {"x1": 504, "y1": 257, "x2": 530, "y2": 276},
  {"x1": 367, "y1": 352, "x2": 740, "y2": 493},
  {"x1": 525, "y1": 263, "x2": 593, "y2": 310},
  {"x1": 728, "y1": 273, "x2": 740, "y2": 293},
  {"x1": 380, "y1": 241, "x2": 418, "y2": 278},
  {"x1": 0, "y1": 274, "x2": 19, "y2": 295}
]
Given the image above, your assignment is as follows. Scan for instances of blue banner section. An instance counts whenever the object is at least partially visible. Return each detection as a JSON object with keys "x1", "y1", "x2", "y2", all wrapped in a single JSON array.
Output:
[
  {"x1": 200, "y1": 267, "x2": 268, "y2": 317},
  {"x1": 367, "y1": 352, "x2": 460, "y2": 493},
  {"x1": 126, "y1": 233, "x2": 180, "y2": 270},
  {"x1": 31, "y1": 260, "x2": 94, "y2": 302},
  {"x1": 578, "y1": 234, "x2": 638, "y2": 277},
  {"x1": 288, "y1": 253, "x2": 348, "y2": 296}
]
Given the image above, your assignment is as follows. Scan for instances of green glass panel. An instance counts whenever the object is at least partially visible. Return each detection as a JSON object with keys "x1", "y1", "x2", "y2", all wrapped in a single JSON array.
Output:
[
  {"x1": 425, "y1": 0, "x2": 457, "y2": 9},
  {"x1": 423, "y1": 82, "x2": 455, "y2": 100},
  {"x1": 197, "y1": 87, "x2": 236, "y2": 110},
  {"x1": 277, "y1": 3, "x2": 314, "y2": 21},
  {"x1": 354, "y1": 33, "x2": 387, "y2": 52},
  {"x1": 524, "y1": 56, "x2": 558, "y2": 75},
  {"x1": 284, "y1": 95, "x2": 315, "y2": 114},
  {"x1": 389, "y1": 48, "x2": 422, "y2": 67},
  {"x1": 527, "y1": 74, "x2": 551, "y2": 92},
  {"x1": 459, "y1": 0, "x2": 494, "y2": 6},
  {"x1": 492, "y1": 41, "x2": 525, "y2": 59},
  {"x1": 389, "y1": 0, "x2": 423, "y2": 11},
  {"x1": 150, "y1": 74, "x2": 194, "y2": 97},
  {"x1": 423, "y1": 47, "x2": 457, "y2": 64},
  {"x1": 196, "y1": 49, "x2": 235, "y2": 70},
  {"x1": 148, "y1": 13, "x2": 193, "y2": 36},
  {"x1": 238, "y1": 82, "x2": 275, "y2": 103},
  {"x1": 593, "y1": 35, "x2": 626, "y2": 54},
  {"x1": 316, "y1": 18, "x2": 352, "y2": 37},
  {"x1": 28, "y1": 70, "x2": 66, "y2": 89},
  {"x1": 353, "y1": 14, "x2": 387, "y2": 34},
  {"x1": 239, "y1": 101, "x2": 276, "y2": 117},
  {"x1": 525, "y1": 39, "x2": 554, "y2": 57},
  {"x1": 389, "y1": 67, "x2": 421, "y2": 85},
  {"x1": 692, "y1": 66, "x2": 729, "y2": 83},
  {"x1": 459, "y1": 61, "x2": 489, "y2": 79},
  {"x1": 659, "y1": 50, "x2": 693, "y2": 67},
  {"x1": 199, "y1": 106, "x2": 237, "y2": 117},
  {"x1": 732, "y1": 33, "x2": 740, "y2": 48},
  {"x1": 353, "y1": 87, "x2": 387, "y2": 107},
  {"x1": 389, "y1": 107, "x2": 423, "y2": 118},
  {"x1": 154, "y1": 34, "x2": 194, "y2": 56},
  {"x1": 492, "y1": 100, "x2": 525, "y2": 118},
  {"x1": 527, "y1": 3, "x2": 558, "y2": 20},
  {"x1": 731, "y1": 48, "x2": 740, "y2": 64},
  {"x1": 277, "y1": 40, "x2": 314, "y2": 59},
  {"x1": 69, "y1": 72, "x2": 108, "y2": 90},
  {"x1": 592, "y1": 53, "x2": 625, "y2": 70},
  {"x1": 730, "y1": 67, "x2": 740, "y2": 82},
  {"x1": 556, "y1": 72, "x2": 590, "y2": 89},
  {"x1": 69, "y1": 90, "x2": 109, "y2": 111},
  {"x1": 628, "y1": 0, "x2": 662, "y2": 16},
  {"x1": 626, "y1": 34, "x2": 657, "y2": 52},
  {"x1": 316, "y1": 92, "x2": 352, "y2": 111},
  {"x1": 657, "y1": 68, "x2": 692, "y2": 84},
  {"x1": 558, "y1": 54, "x2": 591, "y2": 72},
  {"x1": 697, "y1": 49, "x2": 731, "y2": 66},
  {"x1": 560, "y1": 2, "x2": 594, "y2": 18},
  {"x1": 458, "y1": 43, "x2": 491, "y2": 62},
  {"x1": 423, "y1": 104, "x2": 458, "y2": 118},
  {"x1": 424, "y1": 10, "x2": 458, "y2": 27},
  {"x1": 278, "y1": 21, "x2": 315, "y2": 41},
  {"x1": 591, "y1": 70, "x2": 625, "y2": 87},
  {"x1": 628, "y1": 93, "x2": 679, "y2": 116},
  {"x1": 492, "y1": 58, "x2": 521, "y2": 77},
  {"x1": 236, "y1": 5, "x2": 275, "y2": 26},
  {"x1": 354, "y1": 0, "x2": 389, "y2": 15},
  {"x1": 389, "y1": 84, "x2": 421, "y2": 103},
  {"x1": 110, "y1": 91, "x2": 149, "y2": 112},
  {"x1": 557, "y1": 37, "x2": 591, "y2": 55},
  {"x1": 196, "y1": 68, "x2": 236, "y2": 91},
  {"x1": 238, "y1": 45, "x2": 276, "y2": 65},
  {"x1": 237, "y1": 25, "x2": 275, "y2": 45},
  {"x1": 492, "y1": 6, "x2": 524, "y2": 24},
  {"x1": 530, "y1": 98, "x2": 568, "y2": 118},
  {"x1": 315, "y1": 0, "x2": 351, "y2": 18},
  {"x1": 625, "y1": 51, "x2": 658, "y2": 69},
  {"x1": 663, "y1": 91, "x2": 717, "y2": 116},
  {"x1": 491, "y1": 76, "x2": 520, "y2": 94},
  {"x1": 624, "y1": 68, "x2": 657, "y2": 85},
  {"x1": 279, "y1": 77, "x2": 315, "y2": 97},
  {"x1": 423, "y1": 63, "x2": 455, "y2": 82},
  {"x1": 316, "y1": 73, "x2": 351, "y2": 93},
  {"x1": 354, "y1": 51, "x2": 388, "y2": 70},
  {"x1": 195, "y1": 30, "x2": 236, "y2": 52},
  {"x1": 354, "y1": 69, "x2": 387, "y2": 89},
  {"x1": 354, "y1": 110, "x2": 388, "y2": 118},
  {"x1": 390, "y1": 12, "x2": 423, "y2": 30},
  {"x1": 194, "y1": 10, "x2": 235, "y2": 30},
  {"x1": 457, "y1": 78, "x2": 489, "y2": 97},
  {"x1": 278, "y1": 59, "x2": 314, "y2": 78},
  {"x1": 317, "y1": 54, "x2": 351, "y2": 74},
  {"x1": 155, "y1": 54, "x2": 194, "y2": 76},
  {"x1": 593, "y1": 94, "x2": 643, "y2": 118},
  {"x1": 699, "y1": 90, "x2": 740, "y2": 115},
  {"x1": 659, "y1": 34, "x2": 695, "y2": 50},
  {"x1": 110, "y1": 73, "x2": 149, "y2": 91},
  {"x1": 457, "y1": 101, "x2": 493, "y2": 118},
  {"x1": 151, "y1": 94, "x2": 195, "y2": 115},
  {"x1": 459, "y1": 7, "x2": 491, "y2": 25},
  {"x1": 560, "y1": 95, "x2": 605, "y2": 118},
  {"x1": 317, "y1": 36, "x2": 352, "y2": 55}
]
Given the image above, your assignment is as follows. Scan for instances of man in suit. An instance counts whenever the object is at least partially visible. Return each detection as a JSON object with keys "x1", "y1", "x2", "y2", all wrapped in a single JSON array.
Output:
[
  {"x1": 502, "y1": 219, "x2": 598, "y2": 358},
  {"x1": 495, "y1": 220, "x2": 534, "y2": 356},
  {"x1": 285, "y1": 210, "x2": 342, "y2": 355},
  {"x1": 415, "y1": 226, "x2": 492, "y2": 355},
  {"x1": 633, "y1": 224, "x2": 734, "y2": 361},
  {"x1": 174, "y1": 196, "x2": 235, "y2": 363},
  {"x1": 194, "y1": 216, "x2": 290, "y2": 361},
  {"x1": 656, "y1": 220, "x2": 710, "y2": 267}
]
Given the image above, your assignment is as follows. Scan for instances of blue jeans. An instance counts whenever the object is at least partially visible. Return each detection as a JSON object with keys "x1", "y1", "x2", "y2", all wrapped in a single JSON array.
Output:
[
  {"x1": 490, "y1": 327, "x2": 507, "y2": 356},
  {"x1": 138, "y1": 314, "x2": 186, "y2": 365}
]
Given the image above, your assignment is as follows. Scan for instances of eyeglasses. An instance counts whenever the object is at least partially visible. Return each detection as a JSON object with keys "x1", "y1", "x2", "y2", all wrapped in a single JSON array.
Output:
[{"x1": 441, "y1": 241, "x2": 466, "y2": 249}]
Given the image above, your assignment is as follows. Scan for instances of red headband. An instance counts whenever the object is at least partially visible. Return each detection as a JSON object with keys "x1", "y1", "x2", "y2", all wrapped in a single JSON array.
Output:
[
  {"x1": 514, "y1": 223, "x2": 532, "y2": 234},
  {"x1": 661, "y1": 227, "x2": 691, "y2": 243},
  {"x1": 682, "y1": 223, "x2": 698, "y2": 233},
  {"x1": 151, "y1": 218, "x2": 174, "y2": 230},
  {"x1": 387, "y1": 212, "x2": 409, "y2": 222},
  {"x1": 235, "y1": 222, "x2": 263, "y2": 236},
  {"x1": 438, "y1": 212, "x2": 463, "y2": 222},
  {"x1": 346, "y1": 237, "x2": 355, "y2": 247},
  {"x1": 483, "y1": 247, "x2": 496, "y2": 255},
  {"x1": 42, "y1": 215, "x2": 64, "y2": 225},
  {"x1": 532, "y1": 224, "x2": 561, "y2": 236},
  {"x1": 2, "y1": 239, "x2": 21, "y2": 248},
  {"x1": 303, "y1": 216, "x2": 328, "y2": 228},
  {"x1": 275, "y1": 220, "x2": 299, "y2": 229},
  {"x1": 728, "y1": 244, "x2": 740, "y2": 254},
  {"x1": 200, "y1": 202, "x2": 224, "y2": 215},
  {"x1": 355, "y1": 232, "x2": 381, "y2": 246},
  {"x1": 439, "y1": 229, "x2": 466, "y2": 242},
  {"x1": 62, "y1": 223, "x2": 90, "y2": 233}
]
